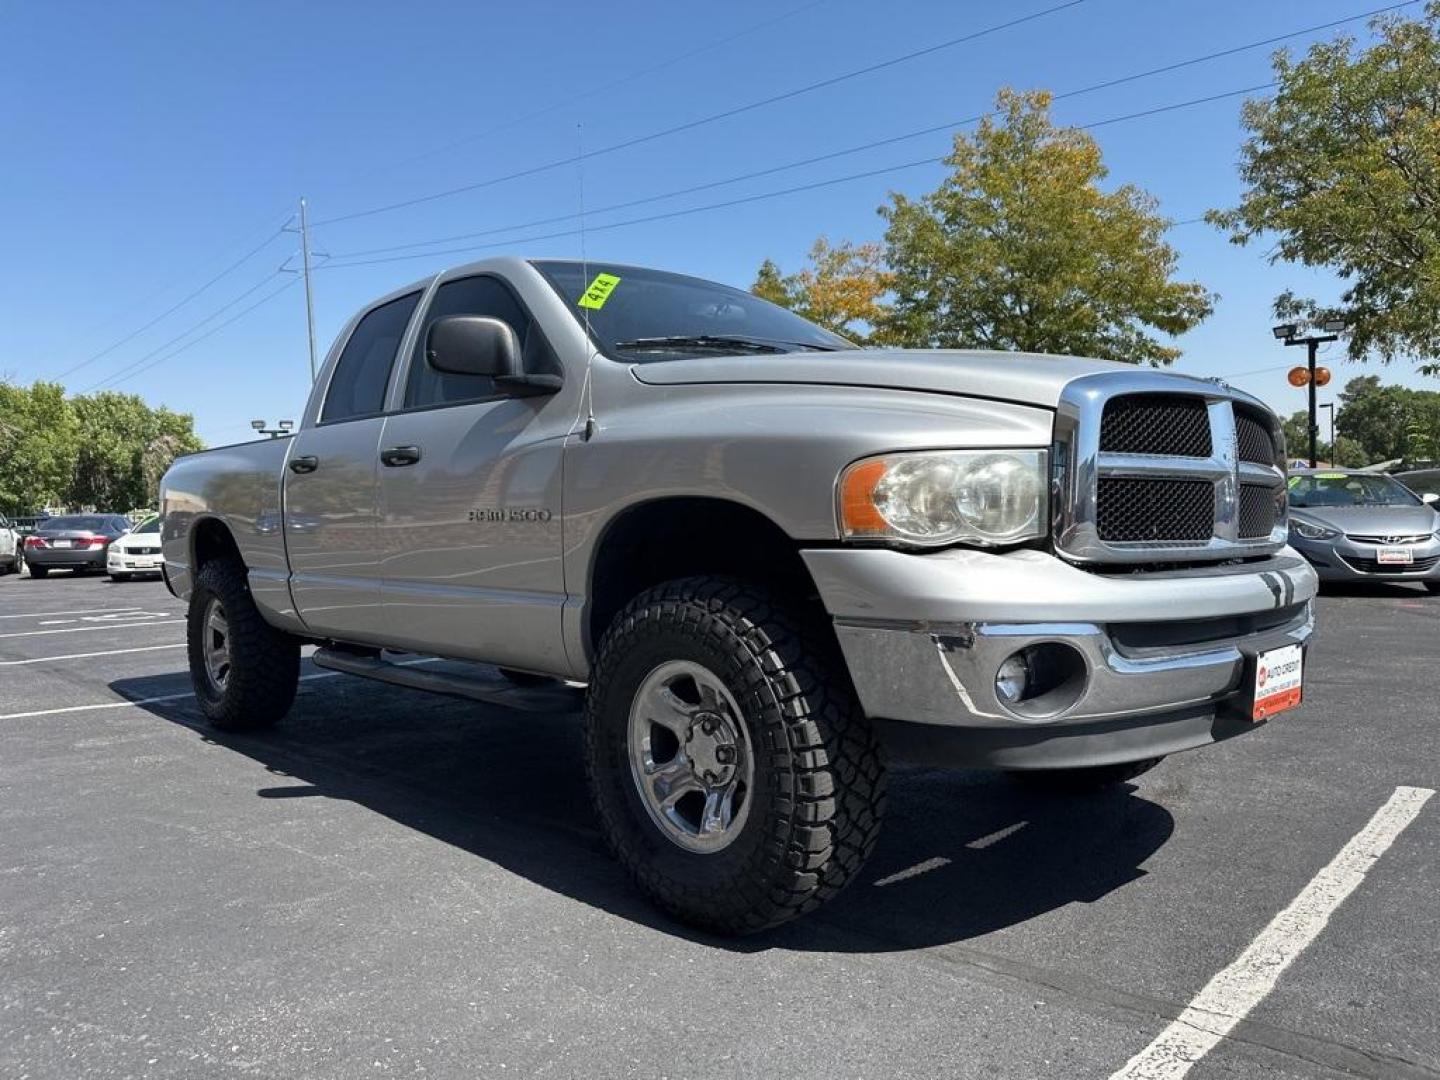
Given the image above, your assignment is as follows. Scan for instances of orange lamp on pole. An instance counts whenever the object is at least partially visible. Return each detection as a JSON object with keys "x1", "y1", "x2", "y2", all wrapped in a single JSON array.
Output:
[{"x1": 1273, "y1": 320, "x2": 1346, "y2": 467}]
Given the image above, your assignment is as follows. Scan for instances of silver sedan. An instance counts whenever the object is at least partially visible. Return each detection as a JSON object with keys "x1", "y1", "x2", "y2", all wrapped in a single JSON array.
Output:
[{"x1": 1285, "y1": 469, "x2": 1440, "y2": 592}]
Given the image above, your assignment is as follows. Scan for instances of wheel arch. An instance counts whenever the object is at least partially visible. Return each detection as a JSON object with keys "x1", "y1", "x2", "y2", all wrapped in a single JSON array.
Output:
[{"x1": 583, "y1": 495, "x2": 827, "y2": 663}]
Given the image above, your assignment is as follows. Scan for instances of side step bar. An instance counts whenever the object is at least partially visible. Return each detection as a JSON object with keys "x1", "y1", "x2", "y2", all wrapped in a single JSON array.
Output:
[{"x1": 312, "y1": 648, "x2": 583, "y2": 714}]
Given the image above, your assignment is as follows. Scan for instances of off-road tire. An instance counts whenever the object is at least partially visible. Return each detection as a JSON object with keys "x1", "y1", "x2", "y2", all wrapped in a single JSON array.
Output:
[
  {"x1": 28, "y1": 565, "x2": 49, "y2": 578},
  {"x1": 1008, "y1": 756, "x2": 1163, "y2": 794},
  {"x1": 585, "y1": 577, "x2": 886, "y2": 935},
  {"x1": 187, "y1": 558, "x2": 300, "y2": 732}
]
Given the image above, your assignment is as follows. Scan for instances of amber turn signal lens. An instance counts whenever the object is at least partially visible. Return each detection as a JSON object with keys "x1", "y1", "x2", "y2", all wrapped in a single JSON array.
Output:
[{"x1": 839, "y1": 459, "x2": 889, "y2": 535}]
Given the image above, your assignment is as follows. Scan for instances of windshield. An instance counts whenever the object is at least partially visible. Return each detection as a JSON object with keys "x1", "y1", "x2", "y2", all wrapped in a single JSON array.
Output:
[
  {"x1": 533, "y1": 261, "x2": 851, "y2": 361},
  {"x1": 43, "y1": 515, "x2": 115, "y2": 532},
  {"x1": 131, "y1": 517, "x2": 160, "y2": 534},
  {"x1": 1289, "y1": 473, "x2": 1422, "y2": 509}
]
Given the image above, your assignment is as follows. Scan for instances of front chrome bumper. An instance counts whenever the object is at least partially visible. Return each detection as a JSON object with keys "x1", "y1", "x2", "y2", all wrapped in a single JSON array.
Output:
[{"x1": 802, "y1": 546, "x2": 1318, "y2": 769}]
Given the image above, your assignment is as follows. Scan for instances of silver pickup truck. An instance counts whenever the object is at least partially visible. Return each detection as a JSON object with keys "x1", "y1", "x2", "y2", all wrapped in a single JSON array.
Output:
[{"x1": 161, "y1": 257, "x2": 1317, "y2": 933}]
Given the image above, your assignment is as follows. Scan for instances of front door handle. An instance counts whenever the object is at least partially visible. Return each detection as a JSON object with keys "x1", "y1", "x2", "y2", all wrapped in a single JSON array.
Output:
[
  {"x1": 381, "y1": 445, "x2": 422, "y2": 468},
  {"x1": 289, "y1": 455, "x2": 319, "y2": 474}
]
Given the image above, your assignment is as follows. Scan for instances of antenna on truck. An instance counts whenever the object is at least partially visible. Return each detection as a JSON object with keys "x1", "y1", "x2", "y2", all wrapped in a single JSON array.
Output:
[{"x1": 577, "y1": 124, "x2": 598, "y2": 441}]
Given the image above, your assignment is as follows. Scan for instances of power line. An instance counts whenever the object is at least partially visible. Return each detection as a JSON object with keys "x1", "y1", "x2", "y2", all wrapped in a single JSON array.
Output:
[
  {"x1": 326, "y1": 1, "x2": 1413, "y2": 263},
  {"x1": 88, "y1": 278, "x2": 301, "y2": 393},
  {"x1": 312, "y1": 0, "x2": 1089, "y2": 227},
  {"x1": 372, "y1": 0, "x2": 837, "y2": 177},
  {"x1": 321, "y1": 83, "x2": 1273, "y2": 272},
  {"x1": 84, "y1": 271, "x2": 283, "y2": 390},
  {"x1": 55, "y1": 212, "x2": 292, "y2": 382}
]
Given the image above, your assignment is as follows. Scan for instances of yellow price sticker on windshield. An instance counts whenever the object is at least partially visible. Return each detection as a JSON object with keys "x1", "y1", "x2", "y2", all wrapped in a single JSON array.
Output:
[
  {"x1": 578, "y1": 273, "x2": 621, "y2": 310},
  {"x1": 1314, "y1": 472, "x2": 1347, "y2": 479}
]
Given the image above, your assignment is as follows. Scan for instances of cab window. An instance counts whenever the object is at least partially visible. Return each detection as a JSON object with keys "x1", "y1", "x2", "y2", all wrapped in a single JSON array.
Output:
[
  {"x1": 404, "y1": 275, "x2": 557, "y2": 409},
  {"x1": 321, "y1": 292, "x2": 422, "y2": 423}
]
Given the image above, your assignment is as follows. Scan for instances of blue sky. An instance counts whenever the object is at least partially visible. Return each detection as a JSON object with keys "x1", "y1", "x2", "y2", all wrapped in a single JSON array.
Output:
[{"x1": 2, "y1": 0, "x2": 1434, "y2": 446}]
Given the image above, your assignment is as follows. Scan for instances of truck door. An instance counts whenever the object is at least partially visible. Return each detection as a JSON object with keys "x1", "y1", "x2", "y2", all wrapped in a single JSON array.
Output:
[
  {"x1": 376, "y1": 273, "x2": 569, "y2": 671},
  {"x1": 284, "y1": 291, "x2": 421, "y2": 642}
]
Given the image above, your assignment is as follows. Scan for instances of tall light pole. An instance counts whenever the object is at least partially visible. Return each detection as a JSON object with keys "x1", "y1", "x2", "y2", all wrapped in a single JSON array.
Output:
[
  {"x1": 1273, "y1": 320, "x2": 1346, "y2": 467},
  {"x1": 1318, "y1": 402, "x2": 1336, "y2": 465}
]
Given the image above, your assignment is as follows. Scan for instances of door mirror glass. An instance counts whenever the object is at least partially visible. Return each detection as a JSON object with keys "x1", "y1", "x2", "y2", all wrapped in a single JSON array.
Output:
[
  {"x1": 426, "y1": 316, "x2": 520, "y2": 379},
  {"x1": 1422, "y1": 491, "x2": 1439, "y2": 506}
]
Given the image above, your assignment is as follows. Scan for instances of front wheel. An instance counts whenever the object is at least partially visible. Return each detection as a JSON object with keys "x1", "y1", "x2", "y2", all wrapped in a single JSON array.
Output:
[
  {"x1": 1425, "y1": 581, "x2": 1439, "y2": 595},
  {"x1": 585, "y1": 577, "x2": 886, "y2": 935},
  {"x1": 187, "y1": 558, "x2": 300, "y2": 732},
  {"x1": 1007, "y1": 757, "x2": 1164, "y2": 794},
  {"x1": 110, "y1": 572, "x2": 131, "y2": 583}
]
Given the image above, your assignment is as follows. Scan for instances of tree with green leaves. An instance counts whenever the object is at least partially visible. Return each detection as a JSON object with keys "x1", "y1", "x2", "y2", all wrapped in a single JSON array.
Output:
[
  {"x1": 0, "y1": 381, "x2": 203, "y2": 514},
  {"x1": 878, "y1": 89, "x2": 1213, "y2": 363},
  {"x1": 0, "y1": 381, "x2": 79, "y2": 515},
  {"x1": 1209, "y1": 4, "x2": 1440, "y2": 372},
  {"x1": 749, "y1": 238, "x2": 892, "y2": 342}
]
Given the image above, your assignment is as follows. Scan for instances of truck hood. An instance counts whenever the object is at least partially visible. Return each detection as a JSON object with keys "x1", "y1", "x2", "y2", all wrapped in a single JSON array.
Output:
[{"x1": 628, "y1": 349, "x2": 1183, "y2": 409}]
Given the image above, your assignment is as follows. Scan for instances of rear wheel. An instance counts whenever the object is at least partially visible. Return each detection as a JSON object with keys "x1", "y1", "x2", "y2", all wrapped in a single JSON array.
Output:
[
  {"x1": 12, "y1": 549, "x2": 23, "y2": 576},
  {"x1": 585, "y1": 577, "x2": 886, "y2": 935},
  {"x1": 1008, "y1": 757, "x2": 1163, "y2": 794},
  {"x1": 28, "y1": 565, "x2": 48, "y2": 578},
  {"x1": 187, "y1": 558, "x2": 300, "y2": 732},
  {"x1": 1425, "y1": 581, "x2": 1439, "y2": 595}
]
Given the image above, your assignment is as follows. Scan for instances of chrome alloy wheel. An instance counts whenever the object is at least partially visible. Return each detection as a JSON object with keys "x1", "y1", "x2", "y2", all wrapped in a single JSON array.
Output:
[
  {"x1": 627, "y1": 659, "x2": 754, "y2": 854},
  {"x1": 202, "y1": 597, "x2": 232, "y2": 693}
]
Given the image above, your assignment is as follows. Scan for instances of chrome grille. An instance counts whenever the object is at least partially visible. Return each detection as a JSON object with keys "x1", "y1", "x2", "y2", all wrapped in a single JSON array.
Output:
[
  {"x1": 1096, "y1": 478, "x2": 1214, "y2": 541},
  {"x1": 1346, "y1": 533, "x2": 1432, "y2": 545},
  {"x1": 1235, "y1": 409, "x2": 1278, "y2": 466},
  {"x1": 1099, "y1": 395, "x2": 1212, "y2": 457},
  {"x1": 1238, "y1": 483, "x2": 1282, "y2": 538},
  {"x1": 1053, "y1": 374, "x2": 1289, "y2": 565}
]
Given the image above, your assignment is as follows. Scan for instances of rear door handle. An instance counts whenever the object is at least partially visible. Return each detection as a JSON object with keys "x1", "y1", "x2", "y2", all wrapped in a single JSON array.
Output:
[
  {"x1": 381, "y1": 445, "x2": 422, "y2": 468},
  {"x1": 289, "y1": 455, "x2": 319, "y2": 474}
]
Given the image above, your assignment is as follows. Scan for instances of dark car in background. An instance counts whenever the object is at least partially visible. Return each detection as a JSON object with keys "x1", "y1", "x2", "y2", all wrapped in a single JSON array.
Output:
[
  {"x1": 1286, "y1": 469, "x2": 1440, "y2": 592},
  {"x1": 23, "y1": 514, "x2": 132, "y2": 577}
]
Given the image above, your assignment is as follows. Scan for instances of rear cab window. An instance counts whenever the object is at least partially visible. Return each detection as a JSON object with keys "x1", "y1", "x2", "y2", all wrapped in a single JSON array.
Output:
[{"x1": 320, "y1": 292, "x2": 422, "y2": 423}]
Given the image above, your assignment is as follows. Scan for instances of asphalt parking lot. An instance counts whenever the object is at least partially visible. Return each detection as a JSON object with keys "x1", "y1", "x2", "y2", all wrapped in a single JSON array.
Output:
[{"x1": 1, "y1": 571, "x2": 1437, "y2": 1079}]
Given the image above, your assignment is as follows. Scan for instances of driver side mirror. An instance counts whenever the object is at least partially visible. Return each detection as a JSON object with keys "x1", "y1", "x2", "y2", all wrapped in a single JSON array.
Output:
[
  {"x1": 426, "y1": 316, "x2": 520, "y2": 378},
  {"x1": 425, "y1": 315, "x2": 562, "y2": 395}
]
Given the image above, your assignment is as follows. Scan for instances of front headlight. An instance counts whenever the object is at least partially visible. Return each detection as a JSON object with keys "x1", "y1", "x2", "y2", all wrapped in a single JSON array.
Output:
[
  {"x1": 839, "y1": 449, "x2": 1047, "y2": 547},
  {"x1": 1290, "y1": 519, "x2": 1336, "y2": 541}
]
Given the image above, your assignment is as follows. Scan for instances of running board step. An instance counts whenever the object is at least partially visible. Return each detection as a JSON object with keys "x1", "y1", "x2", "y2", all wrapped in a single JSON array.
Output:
[{"x1": 311, "y1": 648, "x2": 583, "y2": 713}]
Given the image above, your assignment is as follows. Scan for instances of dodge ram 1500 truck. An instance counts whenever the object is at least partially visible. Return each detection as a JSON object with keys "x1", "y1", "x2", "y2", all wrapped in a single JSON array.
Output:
[{"x1": 161, "y1": 257, "x2": 1317, "y2": 933}]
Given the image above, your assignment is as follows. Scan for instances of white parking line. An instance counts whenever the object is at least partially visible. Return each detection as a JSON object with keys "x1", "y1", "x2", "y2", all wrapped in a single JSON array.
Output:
[
  {"x1": 0, "y1": 643, "x2": 186, "y2": 667},
  {"x1": 0, "y1": 619, "x2": 184, "y2": 639},
  {"x1": 1110, "y1": 785, "x2": 1435, "y2": 1080},
  {"x1": 0, "y1": 607, "x2": 145, "y2": 620},
  {"x1": 0, "y1": 672, "x2": 341, "y2": 721}
]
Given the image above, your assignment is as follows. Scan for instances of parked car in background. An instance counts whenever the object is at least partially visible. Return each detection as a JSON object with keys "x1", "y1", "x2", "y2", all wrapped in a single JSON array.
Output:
[
  {"x1": 1396, "y1": 467, "x2": 1440, "y2": 505},
  {"x1": 107, "y1": 515, "x2": 164, "y2": 581},
  {"x1": 1287, "y1": 469, "x2": 1440, "y2": 592},
  {"x1": 23, "y1": 514, "x2": 132, "y2": 577},
  {"x1": 0, "y1": 514, "x2": 24, "y2": 575}
]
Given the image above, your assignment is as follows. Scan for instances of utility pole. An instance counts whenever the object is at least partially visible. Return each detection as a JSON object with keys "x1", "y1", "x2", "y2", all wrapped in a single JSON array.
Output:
[
  {"x1": 299, "y1": 197, "x2": 319, "y2": 382},
  {"x1": 1273, "y1": 320, "x2": 1346, "y2": 468}
]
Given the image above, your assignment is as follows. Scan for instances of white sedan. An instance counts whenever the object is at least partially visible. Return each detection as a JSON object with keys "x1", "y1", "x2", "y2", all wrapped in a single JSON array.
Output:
[{"x1": 107, "y1": 516, "x2": 164, "y2": 581}]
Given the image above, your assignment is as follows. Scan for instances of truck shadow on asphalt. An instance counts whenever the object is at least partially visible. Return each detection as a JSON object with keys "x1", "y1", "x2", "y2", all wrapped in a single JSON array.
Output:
[{"x1": 111, "y1": 670, "x2": 1174, "y2": 954}]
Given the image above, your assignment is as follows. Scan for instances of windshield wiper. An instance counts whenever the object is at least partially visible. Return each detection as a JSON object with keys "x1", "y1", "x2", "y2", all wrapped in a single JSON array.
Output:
[{"x1": 613, "y1": 334, "x2": 836, "y2": 355}]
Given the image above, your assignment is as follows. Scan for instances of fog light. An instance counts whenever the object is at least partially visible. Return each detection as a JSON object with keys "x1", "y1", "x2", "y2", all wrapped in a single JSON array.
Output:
[{"x1": 995, "y1": 653, "x2": 1030, "y2": 705}]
